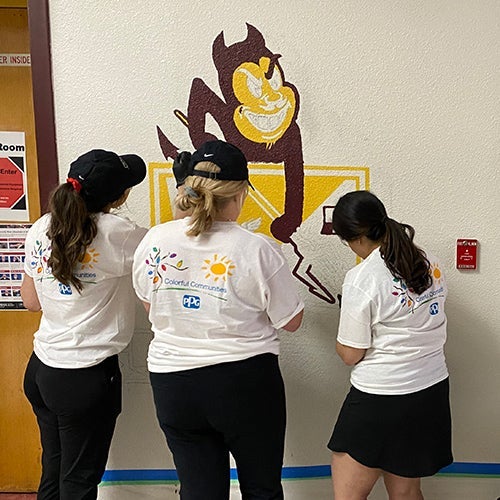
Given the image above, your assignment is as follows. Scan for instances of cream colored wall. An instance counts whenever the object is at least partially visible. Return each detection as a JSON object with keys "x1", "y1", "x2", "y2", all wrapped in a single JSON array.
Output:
[{"x1": 48, "y1": 1, "x2": 500, "y2": 498}]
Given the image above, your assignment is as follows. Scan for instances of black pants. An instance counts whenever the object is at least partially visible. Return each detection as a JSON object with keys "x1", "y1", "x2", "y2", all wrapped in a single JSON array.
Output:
[
  {"x1": 150, "y1": 353, "x2": 286, "y2": 500},
  {"x1": 23, "y1": 353, "x2": 121, "y2": 500}
]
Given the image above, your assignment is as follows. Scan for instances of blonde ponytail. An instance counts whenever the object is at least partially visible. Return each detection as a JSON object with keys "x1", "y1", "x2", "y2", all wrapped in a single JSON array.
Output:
[{"x1": 175, "y1": 161, "x2": 247, "y2": 237}]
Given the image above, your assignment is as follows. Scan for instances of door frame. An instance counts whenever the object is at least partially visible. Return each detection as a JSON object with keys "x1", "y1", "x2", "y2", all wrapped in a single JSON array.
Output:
[
  {"x1": 28, "y1": 0, "x2": 58, "y2": 211},
  {"x1": 0, "y1": 2, "x2": 57, "y2": 489}
]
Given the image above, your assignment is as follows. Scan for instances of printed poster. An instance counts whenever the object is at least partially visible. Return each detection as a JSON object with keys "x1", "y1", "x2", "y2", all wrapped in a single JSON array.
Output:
[
  {"x1": 0, "y1": 224, "x2": 30, "y2": 310},
  {"x1": 0, "y1": 131, "x2": 29, "y2": 221}
]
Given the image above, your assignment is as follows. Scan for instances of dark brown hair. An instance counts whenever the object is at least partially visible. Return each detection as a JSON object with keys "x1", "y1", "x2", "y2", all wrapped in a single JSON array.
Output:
[
  {"x1": 46, "y1": 183, "x2": 98, "y2": 292},
  {"x1": 332, "y1": 190, "x2": 431, "y2": 295}
]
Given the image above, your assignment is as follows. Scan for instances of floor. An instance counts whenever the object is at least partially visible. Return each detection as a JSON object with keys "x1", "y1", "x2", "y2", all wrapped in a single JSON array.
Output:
[
  {"x1": 2, "y1": 477, "x2": 499, "y2": 499},
  {"x1": 96, "y1": 477, "x2": 500, "y2": 500}
]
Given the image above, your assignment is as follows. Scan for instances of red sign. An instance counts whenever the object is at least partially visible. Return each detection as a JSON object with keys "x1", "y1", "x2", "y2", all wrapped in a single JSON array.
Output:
[
  {"x1": 456, "y1": 239, "x2": 478, "y2": 270},
  {"x1": 0, "y1": 157, "x2": 24, "y2": 208}
]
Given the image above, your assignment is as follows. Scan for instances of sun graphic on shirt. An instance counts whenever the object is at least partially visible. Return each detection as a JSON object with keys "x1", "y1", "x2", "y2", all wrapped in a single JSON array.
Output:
[
  {"x1": 202, "y1": 254, "x2": 235, "y2": 282},
  {"x1": 430, "y1": 262, "x2": 442, "y2": 285},
  {"x1": 80, "y1": 248, "x2": 100, "y2": 269}
]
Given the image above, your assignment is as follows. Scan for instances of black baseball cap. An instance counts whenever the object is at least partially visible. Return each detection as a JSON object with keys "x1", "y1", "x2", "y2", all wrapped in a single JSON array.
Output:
[
  {"x1": 68, "y1": 149, "x2": 146, "y2": 211},
  {"x1": 190, "y1": 140, "x2": 254, "y2": 189}
]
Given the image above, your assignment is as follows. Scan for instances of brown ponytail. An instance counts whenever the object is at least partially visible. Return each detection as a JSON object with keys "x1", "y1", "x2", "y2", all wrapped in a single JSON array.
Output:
[
  {"x1": 379, "y1": 220, "x2": 431, "y2": 295},
  {"x1": 332, "y1": 190, "x2": 431, "y2": 295},
  {"x1": 47, "y1": 183, "x2": 98, "y2": 292}
]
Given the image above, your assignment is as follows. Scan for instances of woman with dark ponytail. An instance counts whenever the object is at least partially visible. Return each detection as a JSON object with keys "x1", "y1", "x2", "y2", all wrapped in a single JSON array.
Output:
[
  {"x1": 328, "y1": 190, "x2": 452, "y2": 500},
  {"x1": 21, "y1": 149, "x2": 146, "y2": 499}
]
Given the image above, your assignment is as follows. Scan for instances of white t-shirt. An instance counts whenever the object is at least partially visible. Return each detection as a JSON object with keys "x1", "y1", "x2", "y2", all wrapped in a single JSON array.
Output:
[
  {"x1": 337, "y1": 247, "x2": 449, "y2": 395},
  {"x1": 24, "y1": 212, "x2": 147, "y2": 368},
  {"x1": 133, "y1": 219, "x2": 304, "y2": 373}
]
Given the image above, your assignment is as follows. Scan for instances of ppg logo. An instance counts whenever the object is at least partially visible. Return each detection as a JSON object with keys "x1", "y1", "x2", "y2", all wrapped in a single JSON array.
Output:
[
  {"x1": 429, "y1": 302, "x2": 439, "y2": 316},
  {"x1": 183, "y1": 295, "x2": 200, "y2": 309},
  {"x1": 58, "y1": 283, "x2": 72, "y2": 296}
]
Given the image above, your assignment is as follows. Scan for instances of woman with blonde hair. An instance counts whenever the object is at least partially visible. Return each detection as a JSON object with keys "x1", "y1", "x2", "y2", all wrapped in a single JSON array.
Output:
[{"x1": 133, "y1": 140, "x2": 304, "y2": 500}]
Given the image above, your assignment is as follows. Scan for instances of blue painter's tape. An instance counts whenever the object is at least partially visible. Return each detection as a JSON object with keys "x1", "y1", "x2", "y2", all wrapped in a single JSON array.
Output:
[
  {"x1": 102, "y1": 469, "x2": 178, "y2": 481},
  {"x1": 102, "y1": 462, "x2": 500, "y2": 483},
  {"x1": 281, "y1": 465, "x2": 331, "y2": 479},
  {"x1": 439, "y1": 462, "x2": 500, "y2": 475}
]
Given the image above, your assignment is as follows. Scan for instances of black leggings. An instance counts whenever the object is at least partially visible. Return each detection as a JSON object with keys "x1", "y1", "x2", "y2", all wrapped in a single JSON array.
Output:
[
  {"x1": 23, "y1": 353, "x2": 121, "y2": 500},
  {"x1": 150, "y1": 353, "x2": 286, "y2": 500}
]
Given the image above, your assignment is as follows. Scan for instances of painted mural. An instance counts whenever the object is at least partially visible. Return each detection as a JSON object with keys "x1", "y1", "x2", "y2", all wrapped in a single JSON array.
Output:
[{"x1": 154, "y1": 24, "x2": 369, "y2": 305}]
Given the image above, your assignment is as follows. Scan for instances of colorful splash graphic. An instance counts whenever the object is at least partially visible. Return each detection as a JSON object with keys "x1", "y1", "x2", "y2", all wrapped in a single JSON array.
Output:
[
  {"x1": 29, "y1": 240, "x2": 50, "y2": 279},
  {"x1": 145, "y1": 247, "x2": 188, "y2": 290},
  {"x1": 391, "y1": 278, "x2": 415, "y2": 312}
]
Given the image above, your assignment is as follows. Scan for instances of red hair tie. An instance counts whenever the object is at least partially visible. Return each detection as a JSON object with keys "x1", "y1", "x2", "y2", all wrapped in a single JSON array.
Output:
[{"x1": 67, "y1": 177, "x2": 82, "y2": 193}]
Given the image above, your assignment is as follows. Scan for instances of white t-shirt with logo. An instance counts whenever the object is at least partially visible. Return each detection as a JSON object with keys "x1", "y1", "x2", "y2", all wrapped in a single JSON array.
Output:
[
  {"x1": 24, "y1": 212, "x2": 147, "y2": 368},
  {"x1": 133, "y1": 219, "x2": 304, "y2": 373},
  {"x1": 337, "y1": 247, "x2": 449, "y2": 395}
]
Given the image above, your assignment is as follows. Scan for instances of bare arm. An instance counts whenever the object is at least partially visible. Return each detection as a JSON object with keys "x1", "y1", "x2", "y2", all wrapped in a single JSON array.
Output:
[
  {"x1": 142, "y1": 301, "x2": 150, "y2": 313},
  {"x1": 20, "y1": 275, "x2": 41, "y2": 312},
  {"x1": 336, "y1": 341, "x2": 366, "y2": 366},
  {"x1": 281, "y1": 309, "x2": 304, "y2": 332}
]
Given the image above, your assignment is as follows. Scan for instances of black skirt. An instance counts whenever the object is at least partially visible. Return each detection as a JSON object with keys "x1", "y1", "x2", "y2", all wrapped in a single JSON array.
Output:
[{"x1": 328, "y1": 377, "x2": 453, "y2": 478}]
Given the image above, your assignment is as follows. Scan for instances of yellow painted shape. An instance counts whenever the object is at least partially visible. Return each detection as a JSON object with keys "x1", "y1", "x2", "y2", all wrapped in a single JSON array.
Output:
[
  {"x1": 149, "y1": 162, "x2": 369, "y2": 240},
  {"x1": 232, "y1": 58, "x2": 297, "y2": 146}
]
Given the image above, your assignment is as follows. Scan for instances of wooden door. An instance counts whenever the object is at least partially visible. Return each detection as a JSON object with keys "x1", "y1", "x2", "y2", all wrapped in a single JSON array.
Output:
[{"x1": 0, "y1": 0, "x2": 56, "y2": 491}]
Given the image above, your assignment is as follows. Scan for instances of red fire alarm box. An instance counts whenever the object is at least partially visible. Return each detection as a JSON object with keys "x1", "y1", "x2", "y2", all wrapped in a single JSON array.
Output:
[{"x1": 456, "y1": 239, "x2": 478, "y2": 270}]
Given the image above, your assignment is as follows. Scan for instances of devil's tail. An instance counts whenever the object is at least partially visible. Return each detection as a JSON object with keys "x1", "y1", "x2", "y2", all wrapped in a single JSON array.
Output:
[{"x1": 288, "y1": 237, "x2": 337, "y2": 305}]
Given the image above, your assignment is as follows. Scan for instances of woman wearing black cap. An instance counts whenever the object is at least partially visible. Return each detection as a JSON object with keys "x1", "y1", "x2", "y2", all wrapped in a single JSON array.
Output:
[
  {"x1": 21, "y1": 149, "x2": 147, "y2": 500},
  {"x1": 133, "y1": 140, "x2": 304, "y2": 500},
  {"x1": 327, "y1": 190, "x2": 452, "y2": 500}
]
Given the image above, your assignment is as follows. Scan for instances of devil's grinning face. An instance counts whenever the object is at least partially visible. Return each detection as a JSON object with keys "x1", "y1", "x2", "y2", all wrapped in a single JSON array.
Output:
[{"x1": 232, "y1": 56, "x2": 297, "y2": 146}]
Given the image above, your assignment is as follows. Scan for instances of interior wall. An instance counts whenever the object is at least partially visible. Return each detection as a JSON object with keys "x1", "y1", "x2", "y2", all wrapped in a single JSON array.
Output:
[{"x1": 46, "y1": 1, "x2": 500, "y2": 498}]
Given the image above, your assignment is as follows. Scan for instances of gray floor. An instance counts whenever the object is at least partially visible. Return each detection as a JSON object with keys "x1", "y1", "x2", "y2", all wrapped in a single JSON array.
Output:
[{"x1": 98, "y1": 476, "x2": 500, "y2": 499}]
